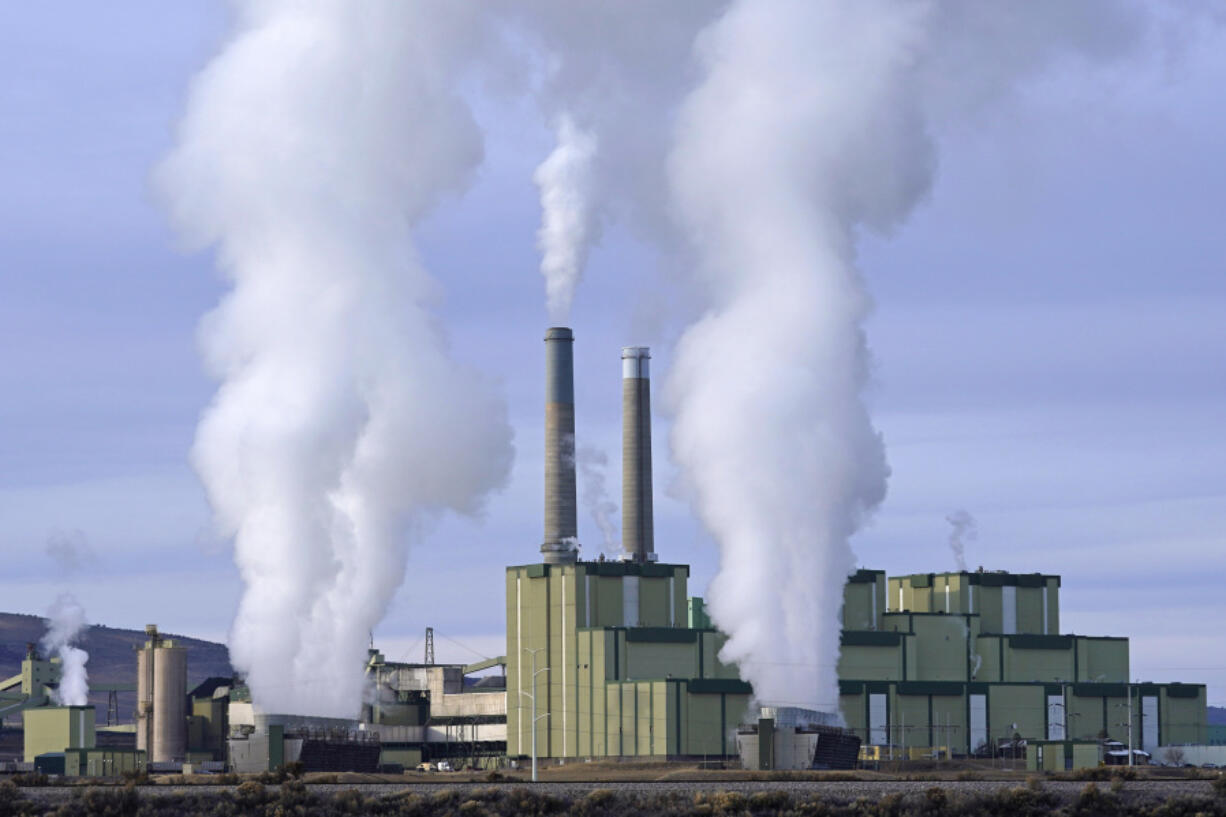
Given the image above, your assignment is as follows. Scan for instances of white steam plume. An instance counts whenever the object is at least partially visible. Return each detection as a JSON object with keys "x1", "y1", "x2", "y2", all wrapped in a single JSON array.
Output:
[
  {"x1": 42, "y1": 594, "x2": 89, "y2": 707},
  {"x1": 663, "y1": 0, "x2": 1162, "y2": 714},
  {"x1": 157, "y1": 2, "x2": 513, "y2": 717},
  {"x1": 534, "y1": 115, "x2": 598, "y2": 322},
  {"x1": 946, "y1": 509, "x2": 977, "y2": 572},
  {"x1": 577, "y1": 444, "x2": 619, "y2": 554}
]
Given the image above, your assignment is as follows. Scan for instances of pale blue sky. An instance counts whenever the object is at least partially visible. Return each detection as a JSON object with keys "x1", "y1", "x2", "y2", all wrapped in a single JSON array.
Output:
[{"x1": 1, "y1": 4, "x2": 1223, "y2": 702}]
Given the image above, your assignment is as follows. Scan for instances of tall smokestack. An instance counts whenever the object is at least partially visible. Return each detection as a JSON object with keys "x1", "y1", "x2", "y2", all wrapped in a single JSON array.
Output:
[
  {"x1": 621, "y1": 346, "x2": 655, "y2": 563},
  {"x1": 542, "y1": 327, "x2": 579, "y2": 564}
]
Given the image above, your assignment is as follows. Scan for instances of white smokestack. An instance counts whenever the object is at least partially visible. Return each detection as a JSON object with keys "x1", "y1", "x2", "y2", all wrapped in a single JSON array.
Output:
[
  {"x1": 946, "y1": 510, "x2": 977, "y2": 573},
  {"x1": 534, "y1": 114, "x2": 598, "y2": 323},
  {"x1": 156, "y1": 2, "x2": 513, "y2": 717},
  {"x1": 42, "y1": 594, "x2": 89, "y2": 707}
]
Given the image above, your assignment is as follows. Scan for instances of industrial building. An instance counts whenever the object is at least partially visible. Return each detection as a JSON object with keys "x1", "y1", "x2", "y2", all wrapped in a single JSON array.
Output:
[
  {"x1": 505, "y1": 331, "x2": 752, "y2": 763},
  {"x1": 5, "y1": 325, "x2": 1213, "y2": 775},
  {"x1": 223, "y1": 647, "x2": 509, "y2": 772},
  {"x1": 836, "y1": 568, "x2": 1208, "y2": 764}
]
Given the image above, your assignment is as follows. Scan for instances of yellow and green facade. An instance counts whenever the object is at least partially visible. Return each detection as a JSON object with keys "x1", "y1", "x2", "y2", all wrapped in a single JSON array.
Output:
[
  {"x1": 837, "y1": 569, "x2": 1208, "y2": 761},
  {"x1": 505, "y1": 560, "x2": 750, "y2": 760}
]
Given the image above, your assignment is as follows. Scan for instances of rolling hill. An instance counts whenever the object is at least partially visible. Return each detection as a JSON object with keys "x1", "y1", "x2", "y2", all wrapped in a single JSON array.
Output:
[{"x1": 0, "y1": 612, "x2": 232, "y2": 725}]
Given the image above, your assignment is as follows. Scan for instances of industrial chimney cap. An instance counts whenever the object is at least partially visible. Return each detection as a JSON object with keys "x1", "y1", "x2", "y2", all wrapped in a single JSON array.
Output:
[
  {"x1": 622, "y1": 346, "x2": 650, "y2": 379},
  {"x1": 545, "y1": 327, "x2": 573, "y2": 341}
]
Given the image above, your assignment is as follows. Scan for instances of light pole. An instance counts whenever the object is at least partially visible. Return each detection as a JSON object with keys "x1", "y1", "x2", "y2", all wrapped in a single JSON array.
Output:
[{"x1": 521, "y1": 647, "x2": 551, "y2": 782}]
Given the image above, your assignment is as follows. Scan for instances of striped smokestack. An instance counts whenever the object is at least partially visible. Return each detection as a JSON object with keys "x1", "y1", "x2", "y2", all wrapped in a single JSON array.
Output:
[
  {"x1": 621, "y1": 346, "x2": 655, "y2": 563},
  {"x1": 542, "y1": 327, "x2": 578, "y2": 564}
]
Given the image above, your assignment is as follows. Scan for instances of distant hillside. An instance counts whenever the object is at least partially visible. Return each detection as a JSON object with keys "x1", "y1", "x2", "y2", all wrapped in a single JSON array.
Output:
[
  {"x1": 1210, "y1": 706, "x2": 1226, "y2": 726},
  {"x1": 0, "y1": 612, "x2": 232, "y2": 725}
]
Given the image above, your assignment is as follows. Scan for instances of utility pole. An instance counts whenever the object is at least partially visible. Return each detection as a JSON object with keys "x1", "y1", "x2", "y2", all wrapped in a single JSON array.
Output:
[{"x1": 521, "y1": 647, "x2": 550, "y2": 782}]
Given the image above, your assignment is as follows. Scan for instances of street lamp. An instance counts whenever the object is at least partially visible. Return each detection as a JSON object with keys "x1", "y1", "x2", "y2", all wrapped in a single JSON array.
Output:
[{"x1": 521, "y1": 647, "x2": 551, "y2": 782}]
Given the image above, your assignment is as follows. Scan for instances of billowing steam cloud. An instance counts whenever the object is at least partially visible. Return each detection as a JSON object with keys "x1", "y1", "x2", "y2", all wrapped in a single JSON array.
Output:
[
  {"x1": 946, "y1": 510, "x2": 978, "y2": 572},
  {"x1": 42, "y1": 594, "x2": 89, "y2": 707},
  {"x1": 665, "y1": 1, "x2": 906, "y2": 712},
  {"x1": 576, "y1": 444, "x2": 619, "y2": 554},
  {"x1": 660, "y1": 0, "x2": 1159, "y2": 713},
  {"x1": 157, "y1": 2, "x2": 513, "y2": 717},
  {"x1": 535, "y1": 115, "x2": 598, "y2": 322}
]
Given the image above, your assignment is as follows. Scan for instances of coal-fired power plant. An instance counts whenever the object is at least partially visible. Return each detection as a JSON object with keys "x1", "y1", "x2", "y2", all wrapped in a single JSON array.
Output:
[
  {"x1": 541, "y1": 327, "x2": 579, "y2": 564},
  {"x1": 621, "y1": 346, "x2": 655, "y2": 563}
]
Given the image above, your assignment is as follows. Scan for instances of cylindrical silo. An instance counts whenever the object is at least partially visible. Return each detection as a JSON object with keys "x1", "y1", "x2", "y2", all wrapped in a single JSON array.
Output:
[
  {"x1": 135, "y1": 645, "x2": 152, "y2": 755},
  {"x1": 621, "y1": 347, "x2": 655, "y2": 562},
  {"x1": 152, "y1": 643, "x2": 187, "y2": 762},
  {"x1": 542, "y1": 327, "x2": 579, "y2": 563},
  {"x1": 134, "y1": 625, "x2": 187, "y2": 763}
]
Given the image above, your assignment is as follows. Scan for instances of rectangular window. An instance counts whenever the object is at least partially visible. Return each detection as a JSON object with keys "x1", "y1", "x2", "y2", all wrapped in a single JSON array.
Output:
[
  {"x1": 1142, "y1": 695, "x2": 1158, "y2": 750},
  {"x1": 1047, "y1": 694, "x2": 1065, "y2": 740},
  {"x1": 668, "y1": 576, "x2": 675, "y2": 627},
  {"x1": 970, "y1": 694, "x2": 987, "y2": 754},
  {"x1": 1002, "y1": 586, "x2": 1017, "y2": 634},
  {"x1": 623, "y1": 577, "x2": 639, "y2": 628},
  {"x1": 869, "y1": 693, "x2": 888, "y2": 745}
]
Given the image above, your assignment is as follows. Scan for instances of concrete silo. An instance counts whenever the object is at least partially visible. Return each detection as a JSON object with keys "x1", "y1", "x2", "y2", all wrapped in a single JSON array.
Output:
[{"x1": 135, "y1": 625, "x2": 187, "y2": 763}]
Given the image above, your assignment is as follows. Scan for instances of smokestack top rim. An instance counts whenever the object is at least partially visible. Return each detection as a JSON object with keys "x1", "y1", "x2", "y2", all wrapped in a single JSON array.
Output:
[
  {"x1": 620, "y1": 346, "x2": 650, "y2": 359},
  {"x1": 545, "y1": 327, "x2": 574, "y2": 340}
]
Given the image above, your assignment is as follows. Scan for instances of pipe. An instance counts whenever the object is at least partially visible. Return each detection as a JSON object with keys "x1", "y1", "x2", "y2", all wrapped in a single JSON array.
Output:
[
  {"x1": 542, "y1": 327, "x2": 578, "y2": 563},
  {"x1": 621, "y1": 346, "x2": 655, "y2": 562}
]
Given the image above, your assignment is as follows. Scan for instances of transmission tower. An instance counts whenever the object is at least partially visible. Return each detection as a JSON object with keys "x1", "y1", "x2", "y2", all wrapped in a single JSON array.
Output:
[{"x1": 424, "y1": 626, "x2": 434, "y2": 665}]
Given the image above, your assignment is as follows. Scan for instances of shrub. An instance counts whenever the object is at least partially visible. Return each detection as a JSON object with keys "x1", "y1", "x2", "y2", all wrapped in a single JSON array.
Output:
[
  {"x1": 922, "y1": 786, "x2": 948, "y2": 814},
  {"x1": 954, "y1": 771, "x2": 979, "y2": 781},
  {"x1": 584, "y1": 788, "x2": 616, "y2": 808},
  {"x1": 8, "y1": 773, "x2": 48, "y2": 788},
  {"x1": 1026, "y1": 774, "x2": 1044, "y2": 791},
  {"x1": 1213, "y1": 772, "x2": 1226, "y2": 799},
  {"x1": 278, "y1": 778, "x2": 311, "y2": 810},
  {"x1": 0, "y1": 780, "x2": 37, "y2": 817},
  {"x1": 1069, "y1": 782, "x2": 1124, "y2": 817},
  {"x1": 234, "y1": 780, "x2": 267, "y2": 809},
  {"x1": 748, "y1": 790, "x2": 790, "y2": 812},
  {"x1": 980, "y1": 786, "x2": 1060, "y2": 817},
  {"x1": 696, "y1": 790, "x2": 747, "y2": 814},
  {"x1": 1077, "y1": 766, "x2": 1111, "y2": 781}
]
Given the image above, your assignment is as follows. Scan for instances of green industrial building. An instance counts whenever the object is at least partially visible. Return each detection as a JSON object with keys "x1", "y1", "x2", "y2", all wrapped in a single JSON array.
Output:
[
  {"x1": 505, "y1": 560, "x2": 751, "y2": 761},
  {"x1": 837, "y1": 569, "x2": 1208, "y2": 761},
  {"x1": 500, "y1": 331, "x2": 1210, "y2": 767}
]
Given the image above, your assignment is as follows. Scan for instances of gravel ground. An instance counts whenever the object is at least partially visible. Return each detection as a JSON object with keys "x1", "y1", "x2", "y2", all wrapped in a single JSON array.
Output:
[{"x1": 14, "y1": 779, "x2": 1217, "y2": 805}]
